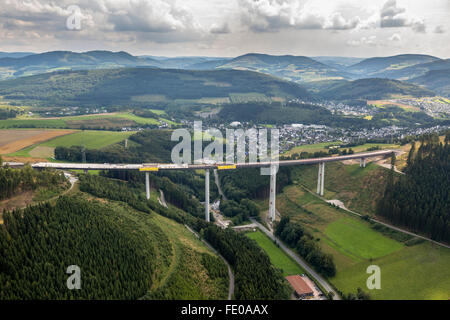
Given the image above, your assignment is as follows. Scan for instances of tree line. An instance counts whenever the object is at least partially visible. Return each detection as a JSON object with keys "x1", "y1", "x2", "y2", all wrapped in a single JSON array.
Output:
[
  {"x1": 0, "y1": 166, "x2": 67, "y2": 200},
  {"x1": 377, "y1": 132, "x2": 450, "y2": 243},
  {"x1": 275, "y1": 216, "x2": 336, "y2": 277}
]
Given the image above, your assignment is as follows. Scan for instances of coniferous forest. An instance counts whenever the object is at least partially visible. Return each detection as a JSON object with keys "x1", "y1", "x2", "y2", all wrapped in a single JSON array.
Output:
[
  {"x1": 0, "y1": 196, "x2": 156, "y2": 299},
  {"x1": 78, "y1": 174, "x2": 291, "y2": 300},
  {"x1": 377, "y1": 133, "x2": 450, "y2": 243},
  {"x1": 0, "y1": 166, "x2": 67, "y2": 200}
]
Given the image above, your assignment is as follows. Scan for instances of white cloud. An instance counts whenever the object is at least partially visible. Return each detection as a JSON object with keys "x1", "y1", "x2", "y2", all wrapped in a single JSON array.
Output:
[
  {"x1": 388, "y1": 33, "x2": 401, "y2": 41},
  {"x1": 210, "y1": 22, "x2": 231, "y2": 34},
  {"x1": 379, "y1": 0, "x2": 427, "y2": 33},
  {"x1": 238, "y1": 0, "x2": 361, "y2": 32},
  {"x1": 0, "y1": 0, "x2": 447, "y2": 57}
]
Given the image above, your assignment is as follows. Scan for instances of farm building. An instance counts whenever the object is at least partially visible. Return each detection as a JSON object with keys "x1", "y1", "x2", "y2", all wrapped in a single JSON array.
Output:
[{"x1": 285, "y1": 275, "x2": 314, "y2": 299}]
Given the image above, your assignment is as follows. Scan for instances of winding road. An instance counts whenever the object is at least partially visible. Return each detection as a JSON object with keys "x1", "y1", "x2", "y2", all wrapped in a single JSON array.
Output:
[{"x1": 184, "y1": 224, "x2": 234, "y2": 300}]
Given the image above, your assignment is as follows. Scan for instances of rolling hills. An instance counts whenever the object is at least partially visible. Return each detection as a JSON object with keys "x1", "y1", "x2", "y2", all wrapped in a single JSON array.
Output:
[
  {"x1": 345, "y1": 54, "x2": 441, "y2": 78},
  {"x1": 317, "y1": 78, "x2": 435, "y2": 100},
  {"x1": 409, "y1": 69, "x2": 450, "y2": 97},
  {"x1": 0, "y1": 50, "x2": 160, "y2": 80},
  {"x1": 215, "y1": 53, "x2": 351, "y2": 83},
  {"x1": 0, "y1": 68, "x2": 310, "y2": 107}
]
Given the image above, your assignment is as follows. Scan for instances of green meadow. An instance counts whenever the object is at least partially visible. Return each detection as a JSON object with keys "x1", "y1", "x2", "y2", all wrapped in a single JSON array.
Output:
[
  {"x1": 39, "y1": 130, "x2": 134, "y2": 149},
  {"x1": 247, "y1": 230, "x2": 304, "y2": 276},
  {"x1": 0, "y1": 112, "x2": 178, "y2": 129},
  {"x1": 7, "y1": 130, "x2": 134, "y2": 159},
  {"x1": 276, "y1": 177, "x2": 450, "y2": 300},
  {"x1": 324, "y1": 217, "x2": 403, "y2": 262}
]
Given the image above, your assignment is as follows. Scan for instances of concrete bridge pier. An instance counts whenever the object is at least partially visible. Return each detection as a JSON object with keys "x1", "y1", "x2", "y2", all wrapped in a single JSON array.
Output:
[
  {"x1": 317, "y1": 163, "x2": 322, "y2": 194},
  {"x1": 205, "y1": 169, "x2": 210, "y2": 222},
  {"x1": 269, "y1": 165, "x2": 277, "y2": 222},
  {"x1": 320, "y1": 162, "x2": 325, "y2": 196},
  {"x1": 360, "y1": 157, "x2": 366, "y2": 168},
  {"x1": 145, "y1": 172, "x2": 150, "y2": 200}
]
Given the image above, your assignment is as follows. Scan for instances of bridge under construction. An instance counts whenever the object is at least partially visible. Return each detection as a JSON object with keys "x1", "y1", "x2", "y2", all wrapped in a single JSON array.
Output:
[{"x1": 8, "y1": 149, "x2": 394, "y2": 222}]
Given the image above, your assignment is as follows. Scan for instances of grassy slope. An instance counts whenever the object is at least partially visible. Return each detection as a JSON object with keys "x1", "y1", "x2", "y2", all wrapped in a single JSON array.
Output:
[
  {"x1": 39, "y1": 130, "x2": 133, "y2": 149},
  {"x1": 324, "y1": 217, "x2": 403, "y2": 261},
  {"x1": 247, "y1": 230, "x2": 305, "y2": 276},
  {"x1": 332, "y1": 242, "x2": 450, "y2": 300},
  {"x1": 291, "y1": 162, "x2": 393, "y2": 215},
  {"x1": 0, "y1": 112, "x2": 179, "y2": 129},
  {"x1": 284, "y1": 142, "x2": 400, "y2": 157},
  {"x1": 80, "y1": 193, "x2": 229, "y2": 299},
  {"x1": 276, "y1": 170, "x2": 450, "y2": 299}
]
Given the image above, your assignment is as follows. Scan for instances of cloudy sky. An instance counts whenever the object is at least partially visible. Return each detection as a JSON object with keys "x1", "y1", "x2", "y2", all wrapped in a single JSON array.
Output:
[{"x1": 0, "y1": 0, "x2": 448, "y2": 58}]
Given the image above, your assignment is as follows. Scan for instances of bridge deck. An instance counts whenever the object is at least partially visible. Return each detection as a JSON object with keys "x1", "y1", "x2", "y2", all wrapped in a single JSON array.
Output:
[{"x1": 27, "y1": 150, "x2": 394, "y2": 171}]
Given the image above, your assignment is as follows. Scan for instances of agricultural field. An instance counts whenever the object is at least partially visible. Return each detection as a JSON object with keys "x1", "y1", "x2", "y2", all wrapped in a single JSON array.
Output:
[
  {"x1": 367, "y1": 99, "x2": 421, "y2": 112},
  {"x1": 284, "y1": 141, "x2": 342, "y2": 156},
  {"x1": 0, "y1": 112, "x2": 178, "y2": 129},
  {"x1": 6, "y1": 130, "x2": 134, "y2": 159},
  {"x1": 229, "y1": 92, "x2": 272, "y2": 103},
  {"x1": 276, "y1": 175, "x2": 450, "y2": 299},
  {"x1": 247, "y1": 230, "x2": 305, "y2": 276},
  {"x1": 0, "y1": 129, "x2": 75, "y2": 155}
]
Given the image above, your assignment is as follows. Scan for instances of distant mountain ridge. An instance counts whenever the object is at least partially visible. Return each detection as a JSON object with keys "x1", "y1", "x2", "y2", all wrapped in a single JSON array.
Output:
[
  {"x1": 0, "y1": 50, "x2": 447, "y2": 100},
  {"x1": 213, "y1": 53, "x2": 351, "y2": 83},
  {"x1": 0, "y1": 52, "x2": 34, "y2": 59},
  {"x1": 0, "y1": 50, "x2": 160, "y2": 79},
  {"x1": 346, "y1": 54, "x2": 441, "y2": 79}
]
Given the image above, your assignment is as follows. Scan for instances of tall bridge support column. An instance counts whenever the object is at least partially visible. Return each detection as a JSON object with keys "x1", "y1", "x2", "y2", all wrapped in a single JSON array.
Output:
[
  {"x1": 317, "y1": 163, "x2": 322, "y2": 194},
  {"x1": 360, "y1": 158, "x2": 366, "y2": 168},
  {"x1": 145, "y1": 172, "x2": 150, "y2": 200},
  {"x1": 269, "y1": 165, "x2": 277, "y2": 222},
  {"x1": 205, "y1": 169, "x2": 210, "y2": 222},
  {"x1": 320, "y1": 162, "x2": 325, "y2": 196}
]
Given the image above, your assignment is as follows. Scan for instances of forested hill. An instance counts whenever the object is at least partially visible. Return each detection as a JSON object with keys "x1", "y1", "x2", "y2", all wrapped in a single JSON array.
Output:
[
  {"x1": 0, "y1": 68, "x2": 310, "y2": 107},
  {"x1": 377, "y1": 133, "x2": 450, "y2": 243},
  {"x1": 318, "y1": 78, "x2": 435, "y2": 100}
]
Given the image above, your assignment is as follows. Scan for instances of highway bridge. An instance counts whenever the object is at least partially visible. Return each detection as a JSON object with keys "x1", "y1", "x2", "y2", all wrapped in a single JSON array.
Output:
[{"x1": 6, "y1": 149, "x2": 395, "y2": 222}]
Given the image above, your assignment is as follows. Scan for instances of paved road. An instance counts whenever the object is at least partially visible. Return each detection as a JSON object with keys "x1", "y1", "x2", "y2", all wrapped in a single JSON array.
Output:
[
  {"x1": 249, "y1": 218, "x2": 341, "y2": 300},
  {"x1": 184, "y1": 225, "x2": 234, "y2": 300},
  {"x1": 213, "y1": 169, "x2": 227, "y2": 200}
]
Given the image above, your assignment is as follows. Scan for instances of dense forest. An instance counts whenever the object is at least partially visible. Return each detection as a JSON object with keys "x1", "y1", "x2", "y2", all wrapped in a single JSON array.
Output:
[
  {"x1": 0, "y1": 108, "x2": 18, "y2": 120},
  {"x1": 219, "y1": 199, "x2": 259, "y2": 224},
  {"x1": 377, "y1": 133, "x2": 450, "y2": 243},
  {"x1": 275, "y1": 217, "x2": 336, "y2": 277},
  {"x1": 220, "y1": 167, "x2": 292, "y2": 201},
  {"x1": 78, "y1": 174, "x2": 291, "y2": 299},
  {"x1": 203, "y1": 225, "x2": 291, "y2": 299},
  {"x1": 0, "y1": 196, "x2": 157, "y2": 299},
  {"x1": 0, "y1": 166, "x2": 68, "y2": 200},
  {"x1": 0, "y1": 68, "x2": 307, "y2": 108}
]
